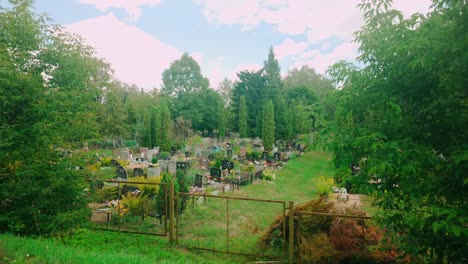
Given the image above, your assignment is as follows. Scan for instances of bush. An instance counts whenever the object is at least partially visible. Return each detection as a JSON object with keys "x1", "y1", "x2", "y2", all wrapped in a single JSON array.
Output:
[{"x1": 151, "y1": 157, "x2": 158, "y2": 164}]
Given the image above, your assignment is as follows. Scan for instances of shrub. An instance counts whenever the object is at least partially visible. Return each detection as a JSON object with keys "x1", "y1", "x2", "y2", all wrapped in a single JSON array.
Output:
[{"x1": 151, "y1": 157, "x2": 158, "y2": 164}]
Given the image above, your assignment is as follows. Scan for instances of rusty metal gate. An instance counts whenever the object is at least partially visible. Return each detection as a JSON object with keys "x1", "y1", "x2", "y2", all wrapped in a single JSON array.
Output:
[{"x1": 174, "y1": 192, "x2": 293, "y2": 261}]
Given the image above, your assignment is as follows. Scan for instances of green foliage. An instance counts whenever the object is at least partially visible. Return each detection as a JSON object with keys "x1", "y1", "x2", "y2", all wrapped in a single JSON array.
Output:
[
  {"x1": 317, "y1": 0, "x2": 468, "y2": 261},
  {"x1": 161, "y1": 53, "x2": 209, "y2": 96},
  {"x1": 0, "y1": 1, "x2": 108, "y2": 237},
  {"x1": 262, "y1": 100, "x2": 275, "y2": 151},
  {"x1": 151, "y1": 157, "x2": 158, "y2": 164},
  {"x1": 157, "y1": 101, "x2": 172, "y2": 151},
  {"x1": 238, "y1": 95, "x2": 248, "y2": 137}
]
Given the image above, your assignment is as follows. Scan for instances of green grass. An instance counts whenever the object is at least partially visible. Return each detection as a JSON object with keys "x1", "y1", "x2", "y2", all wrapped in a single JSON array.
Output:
[
  {"x1": 0, "y1": 230, "x2": 241, "y2": 264},
  {"x1": 176, "y1": 151, "x2": 336, "y2": 258}
]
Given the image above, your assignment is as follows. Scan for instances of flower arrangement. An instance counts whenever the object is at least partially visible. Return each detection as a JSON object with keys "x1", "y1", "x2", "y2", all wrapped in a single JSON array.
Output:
[
  {"x1": 262, "y1": 169, "x2": 276, "y2": 181},
  {"x1": 189, "y1": 186, "x2": 206, "y2": 194}
]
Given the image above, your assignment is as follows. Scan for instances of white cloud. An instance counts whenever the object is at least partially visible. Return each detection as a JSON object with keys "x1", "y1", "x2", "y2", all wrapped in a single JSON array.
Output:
[
  {"x1": 273, "y1": 38, "x2": 307, "y2": 60},
  {"x1": 78, "y1": 0, "x2": 161, "y2": 21},
  {"x1": 66, "y1": 13, "x2": 181, "y2": 90},
  {"x1": 194, "y1": 0, "x2": 431, "y2": 41},
  {"x1": 291, "y1": 41, "x2": 358, "y2": 74}
]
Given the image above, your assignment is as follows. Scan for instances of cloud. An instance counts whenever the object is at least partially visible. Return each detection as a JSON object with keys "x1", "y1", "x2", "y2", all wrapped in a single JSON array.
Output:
[
  {"x1": 273, "y1": 38, "x2": 307, "y2": 60},
  {"x1": 78, "y1": 0, "x2": 161, "y2": 21},
  {"x1": 291, "y1": 41, "x2": 358, "y2": 74},
  {"x1": 66, "y1": 13, "x2": 181, "y2": 90},
  {"x1": 194, "y1": 0, "x2": 431, "y2": 42}
]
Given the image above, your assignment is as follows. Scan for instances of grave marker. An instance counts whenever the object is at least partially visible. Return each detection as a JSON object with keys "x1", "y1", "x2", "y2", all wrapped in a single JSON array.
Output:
[
  {"x1": 133, "y1": 167, "x2": 144, "y2": 177},
  {"x1": 117, "y1": 165, "x2": 128, "y2": 179},
  {"x1": 194, "y1": 173, "x2": 203, "y2": 188}
]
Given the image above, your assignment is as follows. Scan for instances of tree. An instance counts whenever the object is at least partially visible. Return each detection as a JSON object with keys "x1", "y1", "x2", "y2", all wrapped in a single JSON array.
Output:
[
  {"x1": 161, "y1": 53, "x2": 209, "y2": 97},
  {"x1": 157, "y1": 101, "x2": 172, "y2": 151},
  {"x1": 263, "y1": 47, "x2": 283, "y2": 100},
  {"x1": 218, "y1": 78, "x2": 234, "y2": 106},
  {"x1": 238, "y1": 96, "x2": 248, "y2": 138},
  {"x1": 262, "y1": 100, "x2": 275, "y2": 151},
  {"x1": 231, "y1": 70, "x2": 266, "y2": 137},
  {"x1": 0, "y1": 0, "x2": 110, "y2": 237},
  {"x1": 318, "y1": 0, "x2": 467, "y2": 261},
  {"x1": 217, "y1": 105, "x2": 227, "y2": 138},
  {"x1": 98, "y1": 82, "x2": 128, "y2": 147},
  {"x1": 284, "y1": 65, "x2": 334, "y2": 101}
]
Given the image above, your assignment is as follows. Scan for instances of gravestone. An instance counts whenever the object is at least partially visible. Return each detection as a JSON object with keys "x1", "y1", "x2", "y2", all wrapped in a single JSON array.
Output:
[
  {"x1": 117, "y1": 165, "x2": 128, "y2": 179},
  {"x1": 147, "y1": 165, "x2": 160, "y2": 178},
  {"x1": 139, "y1": 147, "x2": 148, "y2": 160},
  {"x1": 208, "y1": 154, "x2": 214, "y2": 161},
  {"x1": 255, "y1": 164, "x2": 264, "y2": 173},
  {"x1": 176, "y1": 161, "x2": 189, "y2": 174},
  {"x1": 263, "y1": 151, "x2": 269, "y2": 160},
  {"x1": 159, "y1": 160, "x2": 169, "y2": 173},
  {"x1": 227, "y1": 149, "x2": 233, "y2": 158},
  {"x1": 210, "y1": 168, "x2": 221, "y2": 180},
  {"x1": 119, "y1": 148, "x2": 130, "y2": 161},
  {"x1": 111, "y1": 159, "x2": 120, "y2": 167},
  {"x1": 147, "y1": 148, "x2": 159, "y2": 161},
  {"x1": 274, "y1": 152, "x2": 281, "y2": 162},
  {"x1": 194, "y1": 173, "x2": 203, "y2": 188},
  {"x1": 170, "y1": 147, "x2": 176, "y2": 156},
  {"x1": 239, "y1": 147, "x2": 247, "y2": 158},
  {"x1": 226, "y1": 142, "x2": 232, "y2": 150},
  {"x1": 199, "y1": 158, "x2": 210, "y2": 170},
  {"x1": 168, "y1": 160, "x2": 177, "y2": 175},
  {"x1": 133, "y1": 167, "x2": 144, "y2": 177},
  {"x1": 222, "y1": 159, "x2": 234, "y2": 171},
  {"x1": 185, "y1": 151, "x2": 190, "y2": 158},
  {"x1": 286, "y1": 151, "x2": 293, "y2": 159}
]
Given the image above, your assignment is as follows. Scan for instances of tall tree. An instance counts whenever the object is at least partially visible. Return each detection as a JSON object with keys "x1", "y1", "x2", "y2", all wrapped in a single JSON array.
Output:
[
  {"x1": 218, "y1": 78, "x2": 234, "y2": 106},
  {"x1": 157, "y1": 101, "x2": 172, "y2": 151},
  {"x1": 238, "y1": 96, "x2": 248, "y2": 138},
  {"x1": 262, "y1": 100, "x2": 275, "y2": 151},
  {"x1": 284, "y1": 65, "x2": 334, "y2": 101},
  {"x1": 0, "y1": 0, "x2": 111, "y2": 236},
  {"x1": 161, "y1": 53, "x2": 209, "y2": 97},
  {"x1": 217, "y1": 105, "x2": 227, "y2": 138},
  {"x1": 263, "y1": 47, "x2": 283, "y2": 99}
]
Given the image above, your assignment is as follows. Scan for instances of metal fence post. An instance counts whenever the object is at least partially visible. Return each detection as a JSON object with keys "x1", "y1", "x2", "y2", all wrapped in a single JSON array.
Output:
[
  {"x1": 169, "y1": 182, "x2": 175, "y2": 244},
  {"x1": 288, "y1": 201, "x2": 294, "y2": 264}
]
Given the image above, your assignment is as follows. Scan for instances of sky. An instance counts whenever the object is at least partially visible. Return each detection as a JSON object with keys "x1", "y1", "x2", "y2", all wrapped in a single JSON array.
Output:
[{"x1": 34, "y1": 0, "x2": 432, "y2": 91}]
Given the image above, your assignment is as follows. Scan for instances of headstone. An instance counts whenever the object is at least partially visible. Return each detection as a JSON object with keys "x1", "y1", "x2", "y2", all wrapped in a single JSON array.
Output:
[
  {"x1": 139, "y1": 147, "x2": 148, "y2": 160},
  {"x1": 170, "y1": 147, "x2": 176, "y2": 156},
  {"x1": 263, "y1": 151, "x2": 269, "y2": 160},
  {"x1": 210, "y1": 168, "x2": 222, "y2": 180},
  {"x1": 222, "y1": 159, "x2": 234, "y2": 171},
  {"x1": 147, "y1": 165, "x2": 160, "y2": 177},
  {"x1": 185, "y1": 151, "x2": 190, "y2": 158},
  {"x1": 159, "y1": 160, "x2": 169, "y2": 173},
  {"x1": 119, "y1": 148, "x2": 130, "y2": 161},
  {"x1": 199, "y1": 158, "x2": 210, "y2": 170},
  {"x1": 227, "y1": 149, "x2": 233, "y2": 158},
  {"x1": 194, "y1": 173, "x2": 203, "y2": 188},
  {"x1": 176, "y1": 161, "x2": 189, "y2": 173},
  {"x1": 274, "y1": 152, "x2": 281, "y2": 162},
  {"x1": 117, "y1": 165, "x2": 128, "y2": 179},
  {"x1": 286, "y1": 151, "x2": 293, "y2": 159},
  {"x1": 133, "y1": 167, "x2": 144, "y2": 177},
  {"x1": 208, "y1": 154, "x2": 214, "y2": 161},
  {"x1": 239, "y1": 147, "x2": 247, "y2": 157},
  {"x1": 168, "y1": 160, "x2": 177, "y2": 175},
  {"x1": 111, "y1": 159, "x2": 120, "y2": 167},
  {"x1": 226, "y1": 142, "x2": 232, "y2": 150},
  {"x1": 147, "y1": 147, "x2": 159, "y2": 161},
  {"x1": 255, "y1": 165, "x2": 264, "y2": 173}
]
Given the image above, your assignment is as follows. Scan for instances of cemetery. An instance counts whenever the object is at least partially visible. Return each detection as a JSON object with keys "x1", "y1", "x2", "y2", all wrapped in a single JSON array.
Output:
[
  {"x1": 87, "y1": 137, "x2": 307, "y2": 233},
  {"x1": 1, "y1": 1, "x2": 464, "y2": 263}
]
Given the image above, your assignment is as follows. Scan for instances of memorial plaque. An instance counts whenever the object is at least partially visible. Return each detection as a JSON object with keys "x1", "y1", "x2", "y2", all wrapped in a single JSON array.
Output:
[{"x1": 194, "y1": 173, "x2": 203, "y2": 188}]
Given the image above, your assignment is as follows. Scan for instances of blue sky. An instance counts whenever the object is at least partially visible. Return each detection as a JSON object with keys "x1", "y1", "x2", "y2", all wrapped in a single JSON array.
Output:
[{"x1": 34, "y1": 0, "x2": 431, "y2": 90}]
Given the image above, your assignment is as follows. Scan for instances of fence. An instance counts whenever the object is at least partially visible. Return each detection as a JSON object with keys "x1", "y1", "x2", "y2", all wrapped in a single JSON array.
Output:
[
  {"x1": 88, "y1": 179, "x2": 169, "y2": 236},
  {"x1": 175, "y1": 192, "x2": 292, "y2": 261},
  {"x1": 87, "y1": 179, "x2": 377, "y2": 264}
]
